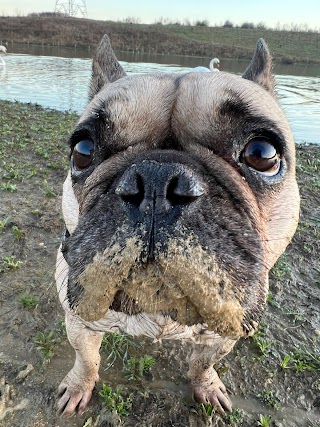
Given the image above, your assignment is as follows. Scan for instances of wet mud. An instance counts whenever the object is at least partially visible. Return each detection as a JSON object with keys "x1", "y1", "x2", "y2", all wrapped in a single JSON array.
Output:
[{"x1": 0, "y1": 101, "x2": 319, "y2": 426}]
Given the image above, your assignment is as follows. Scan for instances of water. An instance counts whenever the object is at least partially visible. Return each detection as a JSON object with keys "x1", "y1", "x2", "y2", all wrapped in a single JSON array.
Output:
[{"x1": 0, "y1": 48, "x2": 319, "y2": 144}]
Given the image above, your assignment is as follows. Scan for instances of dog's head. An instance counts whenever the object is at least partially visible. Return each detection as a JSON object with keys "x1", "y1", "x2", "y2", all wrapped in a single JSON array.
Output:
[{"x1": 61, "y1": 35, "x2": 299, "y2": 338}]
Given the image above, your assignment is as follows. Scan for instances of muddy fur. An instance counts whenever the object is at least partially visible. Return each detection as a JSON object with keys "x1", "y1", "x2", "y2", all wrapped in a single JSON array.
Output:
[{"x1": 77, "y1": 231, "x2": 245, "y2": 336}]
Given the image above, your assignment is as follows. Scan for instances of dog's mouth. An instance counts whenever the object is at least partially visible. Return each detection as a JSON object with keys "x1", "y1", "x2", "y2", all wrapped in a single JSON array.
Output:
[{"x1": 72, "y1": 231, "x2": 246, "y2": 338}]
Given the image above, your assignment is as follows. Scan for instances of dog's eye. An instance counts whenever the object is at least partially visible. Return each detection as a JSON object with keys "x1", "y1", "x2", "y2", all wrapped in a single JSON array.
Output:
[
  {"x1": 73, "y1": 140, "x2": 94, "y2": 170},
  {"x1": 241, "y1": 138, "x2": 281, "y2": 175}
]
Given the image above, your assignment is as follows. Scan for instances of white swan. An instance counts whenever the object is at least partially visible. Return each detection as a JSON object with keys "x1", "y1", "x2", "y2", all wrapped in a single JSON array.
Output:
[
  {"x1": 0, "y1": 45, "x2": 7, "y2": 66},
  {"x1": 209, "y1": 57, "x2": 220, "y2": 71},
  {"x1": 193, "y1": 57, "x2": 220, "y2": 73}
]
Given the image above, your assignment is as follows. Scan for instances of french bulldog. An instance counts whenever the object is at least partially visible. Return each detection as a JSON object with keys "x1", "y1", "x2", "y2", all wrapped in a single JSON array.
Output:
[{"x1": 55, "y1": 35, "x2": 299, "y2": 417}]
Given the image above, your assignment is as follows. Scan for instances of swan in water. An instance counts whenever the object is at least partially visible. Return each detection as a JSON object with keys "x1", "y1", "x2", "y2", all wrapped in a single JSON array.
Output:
[
  {"x1": 193, "y1": 57, "x2": 220, "y2": 73},
  {"x1": 0, "y1": 45, "x2": 7, "y2": 66}
]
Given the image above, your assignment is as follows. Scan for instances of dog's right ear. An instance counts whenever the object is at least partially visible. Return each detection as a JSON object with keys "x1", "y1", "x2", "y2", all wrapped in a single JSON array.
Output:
[
  {"x1": 242, "y1": 38, "x2": 275, "y2": 96},
  {"x1": 89, "y1": 34, "x2": 126, "y2": 100}
]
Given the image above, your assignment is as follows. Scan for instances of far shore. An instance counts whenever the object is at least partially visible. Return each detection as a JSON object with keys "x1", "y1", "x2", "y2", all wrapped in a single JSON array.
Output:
[{"x1": 1, "y1": 15, "x2": 319, "y2": 64}]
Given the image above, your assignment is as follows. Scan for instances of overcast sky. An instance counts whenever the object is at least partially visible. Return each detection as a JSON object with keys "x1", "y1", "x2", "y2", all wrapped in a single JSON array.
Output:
[{"x1": 1, "y1": 0, "x2": 319, "y2": 29}]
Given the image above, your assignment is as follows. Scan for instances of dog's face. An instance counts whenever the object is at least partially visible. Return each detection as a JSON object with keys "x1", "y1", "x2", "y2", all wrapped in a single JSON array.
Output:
[{"x1": 61, "y1": 36, "x2": 299, "y2": 339}]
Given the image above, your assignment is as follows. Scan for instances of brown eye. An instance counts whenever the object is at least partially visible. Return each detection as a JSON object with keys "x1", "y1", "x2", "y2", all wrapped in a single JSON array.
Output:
[
  {"x1": 73, "y1": 140, "x2": 94, "y2": 170},
  {"x1": 241, "y1": 138, "x2": 281, "y2": 175}
]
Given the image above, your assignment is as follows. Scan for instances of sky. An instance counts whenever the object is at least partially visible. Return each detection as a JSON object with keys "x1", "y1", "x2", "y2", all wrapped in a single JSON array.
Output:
[{"x1": 1, "y1": 0, "x2": 319, "y2": 30}]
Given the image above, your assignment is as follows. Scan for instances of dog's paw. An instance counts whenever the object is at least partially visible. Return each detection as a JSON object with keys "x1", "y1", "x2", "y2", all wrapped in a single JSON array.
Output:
[
  {"x1": 192, "y1": 369, "x2": 232, "y2": 414},
  {"x1": 57, "y1": 370, "x2": 99, "y2": 417}
]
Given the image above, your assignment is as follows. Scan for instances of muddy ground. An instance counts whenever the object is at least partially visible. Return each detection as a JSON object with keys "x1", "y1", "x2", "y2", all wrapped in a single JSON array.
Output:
[{"x1": 0, "y1": 100, "x2": 319, "y2": 427}]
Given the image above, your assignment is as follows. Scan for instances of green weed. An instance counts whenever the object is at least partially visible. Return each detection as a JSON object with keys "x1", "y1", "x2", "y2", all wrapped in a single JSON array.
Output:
[
  {"x1": 285, "y1": 307, "x2": 305, "y2": 323},
  {"x1": 223, "y1": 407, "x2": 244, "y2": 425},
  {"x1": 193, "y1": 402, "x2": 216, "y2": 417},
  {"x1": 254, "y1": 337, "x2": 272, "y2": 356},
  {"x1": 31, "y1": 209, "x2": 42, "y2": 216},
  {"x1": 1, "y1": 182, "x2": 17, "y2": 192},
  {"x1": 279, "y1": 348, "x2": 320, "y2": 372},
  {"x1": 266, "y1": 292, "x2": 280, "y2": 308},
  {"x1": 2, "y1": 164, "x2": 22, "y2": 180},
  {"x1": 292, "y1": 348, "x2": 320, "y2": 372},
  {"x1": 270, "y1": 255, "x2": 289, "y2": 279},
  {"x1": 257, "y1": 414, "x2": 272, "y2": 426},
  {"x1": 82, "y1": 416, "x2": 100, "y2": 427},
  {"x1": 0, "y1": 217, "x2": 10, "y2": 231},
  {"x1": 98, "y1": 384, "x2": 132, "y2": 416},
  {"x1": 100, "y1": 332, "x2": 139, "y2": 369},
  {"x1": 12, "y1": 225, "x2": 23, "y2": 240},
  {"x1": 34, "y1": 331, "x2": 60, "y2": 360},
  {"x1": 279, "y1": 354, "x2": 291, "y2": 369},
  {"x1": 0, "y1": 255, "x2": 23, "y2": 272},
  {"x1": 251, "y1": 323, "x2": 273, "y2": 358},
  {"x1": 125, "y1": 355, "x2": 155, "y2": 380},
  {"x1": 257, "y1": 390, "x2": 281, "y2": 410},
  {"x1": 18, "y1": 293, "x2": 39, "y2": 310},
  {"x1": 43, "y1": 179, "x2": 57, "y2": 197}
]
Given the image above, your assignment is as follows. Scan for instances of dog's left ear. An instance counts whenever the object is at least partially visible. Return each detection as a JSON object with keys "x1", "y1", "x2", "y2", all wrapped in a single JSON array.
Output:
[
  {"x1": 89, "y1": 34, "x2": 126, "y2": 100},
  {"x1": 242, "y1": 39, "x2": 275, "y2": 95}
]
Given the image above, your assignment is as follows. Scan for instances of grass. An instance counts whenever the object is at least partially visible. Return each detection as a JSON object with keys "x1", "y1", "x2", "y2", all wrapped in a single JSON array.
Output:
[
  {"x1": 125, "y1": 355, "x2": 155, "y2": 381},
  {"x1": 251, "y1": 323, "x2": 273, "y2": 359},
  {"x1": 289, "y1": 348, "x2": 320, "y2": 372},
  {"x1": 285, "y1": 306, "x2": 305, "y2": 323},
  {"x1": 82, "y1": 417, "x2": 100, "y2": 427},
  {"x1": 193, "y1": 402, "x2": 216, "y2": 417},
  {"x1": 1, "y1": 16, "x2": 320, "y2": 63},
  {"x1": 257, "y1": 414, "x2": 272, "y2": 427},
  {"x1": 0, "y1": 217, "x2": 10, "y2": 231},
  {"x1": 0, "y1": 255, "x2": 23, "y2": 272},
  {"x1": 270, "y1": 255, "x2": 290, "y2": 280},
  {"x1": 0, "y1": 101, "x2": 76, "y2": 193},
  {"x1": 33, "y1": 331, "x2": 60, "y2": 360},
  {"x1": 279, "y1": 354, "x2": 291, "y2": 369},
  {"x1": 278, "y1": 348, "x2": 320, "y2": 372},
  {"x1": 0, "y1": 98, "x2": 319, "y2": 426},
  {"x1": 1, "y1": 182, "x2": 17, "y2": 192},
  {"x1": 98, "y1": 384, "x2": 132, "y2": 416},
  {"x1": 18, "y1": 293, "x2": 39, "y2": 310},
  {"x1": 257, "y1": 390, "x2": 281, "y2": 410},
  {"x1": 12, "y1": 225, "x2": 24, "y2": 240},
  {"x1": 100, "y1": 332, "x2": 139, "y2": 369},
  {"x1": 43, "y1": 179, "x2": 57, "y2": 198},
  {"x1": 266, "y1": 292, "x2": 281, "y2": 309},
  {"x1": 253, "y1": 336, "x2": 272, "y2": 358},
  {"x1": 223, "y1": 407, "x2": 244, "y2": 425}
]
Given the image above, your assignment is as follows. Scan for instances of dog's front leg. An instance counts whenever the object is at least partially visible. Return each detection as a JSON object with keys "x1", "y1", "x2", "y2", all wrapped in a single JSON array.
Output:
[
  {"x1": 188, "y1": 338, "x2": 237, "y2": 413},
  {"x1": 57, "y1": 311, "x2": 104, "y2": 417}
]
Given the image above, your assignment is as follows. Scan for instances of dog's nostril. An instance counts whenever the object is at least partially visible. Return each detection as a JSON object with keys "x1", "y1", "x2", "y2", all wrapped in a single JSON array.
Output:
[
  {"x1": 166, "y1": 175, "x2": 205, "y2": 206},
  {"x1": 116, "y1": 172, "x2": 145, "y2": 207}
]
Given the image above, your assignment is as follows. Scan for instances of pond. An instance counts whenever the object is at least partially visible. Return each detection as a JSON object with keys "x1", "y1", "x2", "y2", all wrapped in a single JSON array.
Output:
[{"x1": 0, "y1": 45, "x2": 319, "y2": 144}]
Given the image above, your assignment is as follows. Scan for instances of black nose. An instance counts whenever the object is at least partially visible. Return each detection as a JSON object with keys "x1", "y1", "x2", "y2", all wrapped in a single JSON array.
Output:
[{"x1": 115, "y1": 160, "x2": 204, "y2": 219}]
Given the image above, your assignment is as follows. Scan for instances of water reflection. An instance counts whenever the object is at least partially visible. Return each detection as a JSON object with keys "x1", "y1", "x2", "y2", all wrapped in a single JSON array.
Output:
[
  {"x1": 6, "y1": 43, "x2": 320, "y2": 78},
  {"x1": 0, "y1": 52, "x2": 319, "y2": 144}
]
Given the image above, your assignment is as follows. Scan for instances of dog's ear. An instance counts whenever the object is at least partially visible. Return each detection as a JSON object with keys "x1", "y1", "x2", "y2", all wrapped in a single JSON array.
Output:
[
  {"x1": 89, "y1": 34, "x2": 126, "y2": 100},
  {"x1": 242, "y1": 39, "x2": 275, "y2": 95}
]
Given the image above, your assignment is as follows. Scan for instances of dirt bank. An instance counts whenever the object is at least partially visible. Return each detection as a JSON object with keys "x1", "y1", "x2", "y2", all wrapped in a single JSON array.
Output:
[
  {"x1": 0, "y1": 101, "x2": 319, "y2": 426},
  {"x1": 1, "y1": 16, "x2": 319, "y2": 63}
]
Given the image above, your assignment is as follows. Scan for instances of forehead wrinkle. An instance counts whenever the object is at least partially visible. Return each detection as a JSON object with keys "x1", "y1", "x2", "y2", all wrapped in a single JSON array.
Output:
[
  {"x1": 84, "y1": 74, "x2": 178, "y2": 147},
  {"x1": 172, "y1": 72, "x2": 293, "y2": 146}
]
